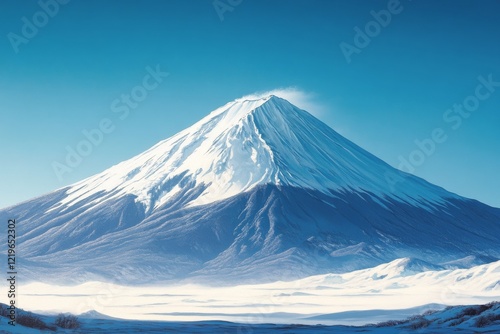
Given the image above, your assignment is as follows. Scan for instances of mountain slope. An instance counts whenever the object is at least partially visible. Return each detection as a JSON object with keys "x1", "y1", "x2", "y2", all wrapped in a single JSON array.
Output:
[
  {"x1": 49, "y1": 96, "x2": 457, "y2": 212},
  {"x1": 1, "y1": 95, "x2": 499, "y2": 283}
]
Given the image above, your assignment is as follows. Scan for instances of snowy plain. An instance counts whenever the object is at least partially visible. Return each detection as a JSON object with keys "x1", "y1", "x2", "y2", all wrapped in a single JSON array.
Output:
[{"x1": 5, "y1": 258, "x2": 498, "y2": 326}]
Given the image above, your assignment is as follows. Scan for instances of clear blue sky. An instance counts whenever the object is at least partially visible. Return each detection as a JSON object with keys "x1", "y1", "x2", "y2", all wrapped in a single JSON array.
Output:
[{"x1": 1, "y1": 0, "x2": 499, "y2": 208}]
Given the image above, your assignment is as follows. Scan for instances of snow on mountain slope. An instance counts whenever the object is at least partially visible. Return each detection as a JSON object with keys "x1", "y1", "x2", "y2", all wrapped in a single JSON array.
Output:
[
  {"x1": 7, "y1": 183, "x2": 498, "y2": 284},
  {"x1": 52, "y1": 95, "x2": 456, "y2": 214}
]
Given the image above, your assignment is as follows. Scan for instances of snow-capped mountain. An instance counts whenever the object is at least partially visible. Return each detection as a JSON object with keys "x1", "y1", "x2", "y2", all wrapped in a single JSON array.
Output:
[
  {"x1": 53, "y1": 96, "x2": 454, "y2": 212},
  {"x1": 1, "y1": 95, "x2": 499, "y2": 283}
]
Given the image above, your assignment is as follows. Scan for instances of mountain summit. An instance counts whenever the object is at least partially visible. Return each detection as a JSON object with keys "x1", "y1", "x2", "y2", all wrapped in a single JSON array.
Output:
[
  {"x1": 57, "y1": 95, "x2": 452, "y2": 212},
  {"x1": 1, "y1": 95, "x2": 499, "y2": 283}
]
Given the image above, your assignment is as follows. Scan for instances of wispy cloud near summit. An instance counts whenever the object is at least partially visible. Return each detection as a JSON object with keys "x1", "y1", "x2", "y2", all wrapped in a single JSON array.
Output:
[{"x1": 236, "y1": 87, "x2": 325, "y2": 118}]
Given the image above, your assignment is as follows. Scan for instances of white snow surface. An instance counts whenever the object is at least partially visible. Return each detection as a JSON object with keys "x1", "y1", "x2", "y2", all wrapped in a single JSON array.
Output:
[
  {"x1": 9, "y1": 259, "x2": 499, "y2": 325},
  {"x1": 55, "y1": 95, "x2": 456, "y2": 214}
]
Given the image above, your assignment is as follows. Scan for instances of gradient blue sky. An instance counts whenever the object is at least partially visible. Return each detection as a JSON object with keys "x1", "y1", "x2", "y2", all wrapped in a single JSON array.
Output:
[{"x1": 1, "y1": 0, "x2": 499, "y2": 208}]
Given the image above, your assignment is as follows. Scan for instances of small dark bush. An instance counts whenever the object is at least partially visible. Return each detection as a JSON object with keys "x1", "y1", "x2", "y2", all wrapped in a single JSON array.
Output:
[
  {"x1": 55, "y1": 313, "x2": 81, "y2": 329},
  {"x1": 375, "y1": 319, "x2": 407, "y2": 327},
  {"x1": 407, "y1": 317, "x2": 431, "y2": 330},
  {"x1": 462, "y1": 307, "x2": 482, "y2": 316},
  {"x1": 475, "y1": 315, "x2": 490, "y2": 328},
  {"x1": 17, "y1": 312, "x2": 52, "y2": 330},
  {"x1": 422, "y1": 309, "x2": 438, "y2": 316},
  {"x1": 460, "y1": 303, "x2": 494, "y2": 317},
  {"x1": 475, "y1": 313, "x2": 500, "y2": 328},
  {"x1": 0, "y1": 304, "x2": 8, "y2": 317}
]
